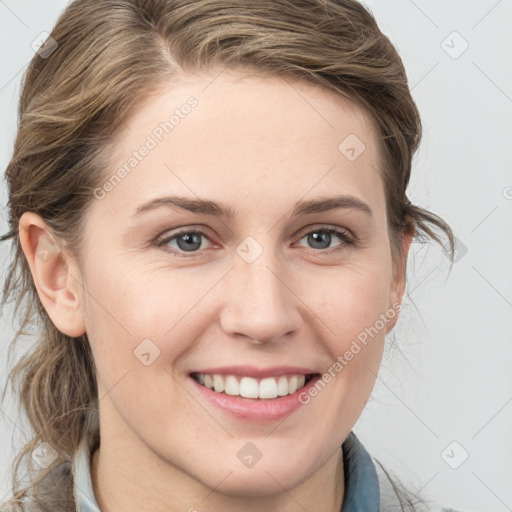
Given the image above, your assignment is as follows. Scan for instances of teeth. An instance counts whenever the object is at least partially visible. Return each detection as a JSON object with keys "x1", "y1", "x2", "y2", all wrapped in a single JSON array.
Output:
[
  {"x1": 225, "y1": 375, "x2": 239, "y2": 396},
  {"x1": 288, "y1": 375, "x2": 298, "y2": 394},
  {"x1": 277, "y1": 376, "x2": 289, "y2": 396},
  {"x1": 259, "y1": 377, "x2": 278, "y2": 399},
  {"x1": 240, "y1": 377, "x2": 259, "y2": 398},
  {"x1": 194, "y1": 373, "x2": 310, "y2": 399},
  {"x1": 213, "y1": 374, "x2": 225, "y2": 393}
]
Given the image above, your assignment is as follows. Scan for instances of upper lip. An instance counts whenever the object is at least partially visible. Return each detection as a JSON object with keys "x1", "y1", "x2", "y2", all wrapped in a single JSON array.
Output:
[{"x1": 190, "y1": 365, "x2": 318, "y2": 379}]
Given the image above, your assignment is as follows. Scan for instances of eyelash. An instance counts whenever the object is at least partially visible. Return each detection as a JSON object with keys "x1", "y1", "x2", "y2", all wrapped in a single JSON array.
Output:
[{"x1": 153, "y1": 224, "x2": 356, "y2": 258}]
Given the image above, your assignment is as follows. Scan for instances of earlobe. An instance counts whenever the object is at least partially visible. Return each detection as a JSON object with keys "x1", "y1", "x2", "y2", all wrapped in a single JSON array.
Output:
[{"x1": 18, "y1": 212, "x2": 86, "y2": 338}]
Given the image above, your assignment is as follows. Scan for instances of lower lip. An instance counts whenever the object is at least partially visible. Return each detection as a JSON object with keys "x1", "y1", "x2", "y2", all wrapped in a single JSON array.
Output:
[{"x1": 190, "y1": 375, "x2": 320, "y2": 422}]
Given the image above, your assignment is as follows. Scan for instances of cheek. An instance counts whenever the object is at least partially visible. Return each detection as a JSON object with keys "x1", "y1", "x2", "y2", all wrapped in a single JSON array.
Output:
[
  {"x1": 320, "y1": 262, "x2": 393, "y2": 346},
  {"x1": 81, "y1": 257, "x2": 218, "y2": 385},
  {"x1": 309, "y1": 261, "x2": 392, "y2": 406}
]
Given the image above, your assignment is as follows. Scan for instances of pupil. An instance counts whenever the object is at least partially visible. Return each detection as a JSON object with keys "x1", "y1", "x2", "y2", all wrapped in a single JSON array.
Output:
[
  {"x1": 309, "y1": 232, "x2": 330, "y2": 249},
  {"x1": 178, "y1": 233, "x2": 201, "y2": 252}
]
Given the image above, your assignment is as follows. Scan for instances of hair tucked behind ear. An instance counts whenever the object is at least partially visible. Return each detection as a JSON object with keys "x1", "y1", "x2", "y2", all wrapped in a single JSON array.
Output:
[{"x1": 1, "y1": 0, "x2": 454, "y2": 509}]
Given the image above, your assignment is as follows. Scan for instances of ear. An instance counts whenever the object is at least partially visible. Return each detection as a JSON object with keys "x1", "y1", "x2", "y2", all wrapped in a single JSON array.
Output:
[
  {"x1": 386, "y1": 227, "x2": 414, "y2": 333},
  {"x1": 18, "y1": 212, "x2": 86, "y2": 338}
]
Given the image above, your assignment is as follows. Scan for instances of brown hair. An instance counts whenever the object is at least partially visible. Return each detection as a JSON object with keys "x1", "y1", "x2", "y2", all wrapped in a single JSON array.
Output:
[{"x1": 1, "y1": 0, "x2": 454, "y2": 509}]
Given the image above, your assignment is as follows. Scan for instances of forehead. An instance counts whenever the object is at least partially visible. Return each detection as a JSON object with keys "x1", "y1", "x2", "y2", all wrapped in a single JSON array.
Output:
[{"x1": 95, "y1": 68, "x2": 384, "y2": 219}]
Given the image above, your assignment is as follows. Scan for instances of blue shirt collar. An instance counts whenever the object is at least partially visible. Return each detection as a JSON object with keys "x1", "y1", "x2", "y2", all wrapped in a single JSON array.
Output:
[
  {"x1": 73, "y1": 430, "x2": 380, "y2": 512},
  {"x1": 341, "y1": 431, "x2": 380, "y2": 511}
]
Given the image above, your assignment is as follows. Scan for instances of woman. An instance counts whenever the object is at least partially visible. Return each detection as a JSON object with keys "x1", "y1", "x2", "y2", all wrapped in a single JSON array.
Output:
[{"x1": 1, "y1": 0, "x2": 458, "y2": 510}]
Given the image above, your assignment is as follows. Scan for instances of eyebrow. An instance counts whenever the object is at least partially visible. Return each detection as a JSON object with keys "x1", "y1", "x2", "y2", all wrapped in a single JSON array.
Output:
[{"x1": 131, "y1": 194, "x2": 373, "y2": 219}]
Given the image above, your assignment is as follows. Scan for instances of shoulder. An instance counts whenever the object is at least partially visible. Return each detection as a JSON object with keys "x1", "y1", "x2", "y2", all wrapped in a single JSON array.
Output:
[{"x1": 373, "y1": 457, "x2": 466, "y2": 512}]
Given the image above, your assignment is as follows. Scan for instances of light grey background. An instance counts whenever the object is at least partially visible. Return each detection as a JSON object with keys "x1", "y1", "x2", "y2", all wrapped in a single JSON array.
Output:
[{"x1": 1, "y1": 1, "x2": 511, "y2": 511}]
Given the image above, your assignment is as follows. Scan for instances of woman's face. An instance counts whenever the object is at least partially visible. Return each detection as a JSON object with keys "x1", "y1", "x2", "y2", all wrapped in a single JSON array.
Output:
[{"x1": 70, "y1": 69, "x2": 408, "y2": 495}]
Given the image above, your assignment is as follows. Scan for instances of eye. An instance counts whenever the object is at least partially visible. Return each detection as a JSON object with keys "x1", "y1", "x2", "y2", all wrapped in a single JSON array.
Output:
[
  {"x1": 155, "y1": 228, "x2": 213, "y2": 256},
  {"x1": 154, "y1": 225, "x2": 355, "y2": 257},
  {"x1": 295, "y1": 226, "x2": 354, "y2": 252}
]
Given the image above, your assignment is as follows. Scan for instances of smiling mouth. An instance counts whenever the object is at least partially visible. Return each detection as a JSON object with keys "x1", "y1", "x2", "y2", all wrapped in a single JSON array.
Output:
[{"x1": 190, "y1": 372, "x2": 317, "y2": 400}]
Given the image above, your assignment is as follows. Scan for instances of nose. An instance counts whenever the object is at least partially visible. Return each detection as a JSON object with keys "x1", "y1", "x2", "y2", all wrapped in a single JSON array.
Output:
[{"x1": 219, "y1": 246, "x2": 302, "y2": 345}]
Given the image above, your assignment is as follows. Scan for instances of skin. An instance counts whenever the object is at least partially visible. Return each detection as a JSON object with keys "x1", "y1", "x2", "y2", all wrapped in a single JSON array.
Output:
[{"x1": 19, "y1": 68, "x2": 412, "y2": 512}]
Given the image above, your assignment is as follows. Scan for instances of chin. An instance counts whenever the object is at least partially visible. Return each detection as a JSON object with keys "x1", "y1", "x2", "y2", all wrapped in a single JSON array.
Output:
[
  {"x1": 210, "y1": 470, "x2": 306, "y2": 498},
  {"x1": 192, "y1": 457, "x2": 315, "y2": 498}
]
